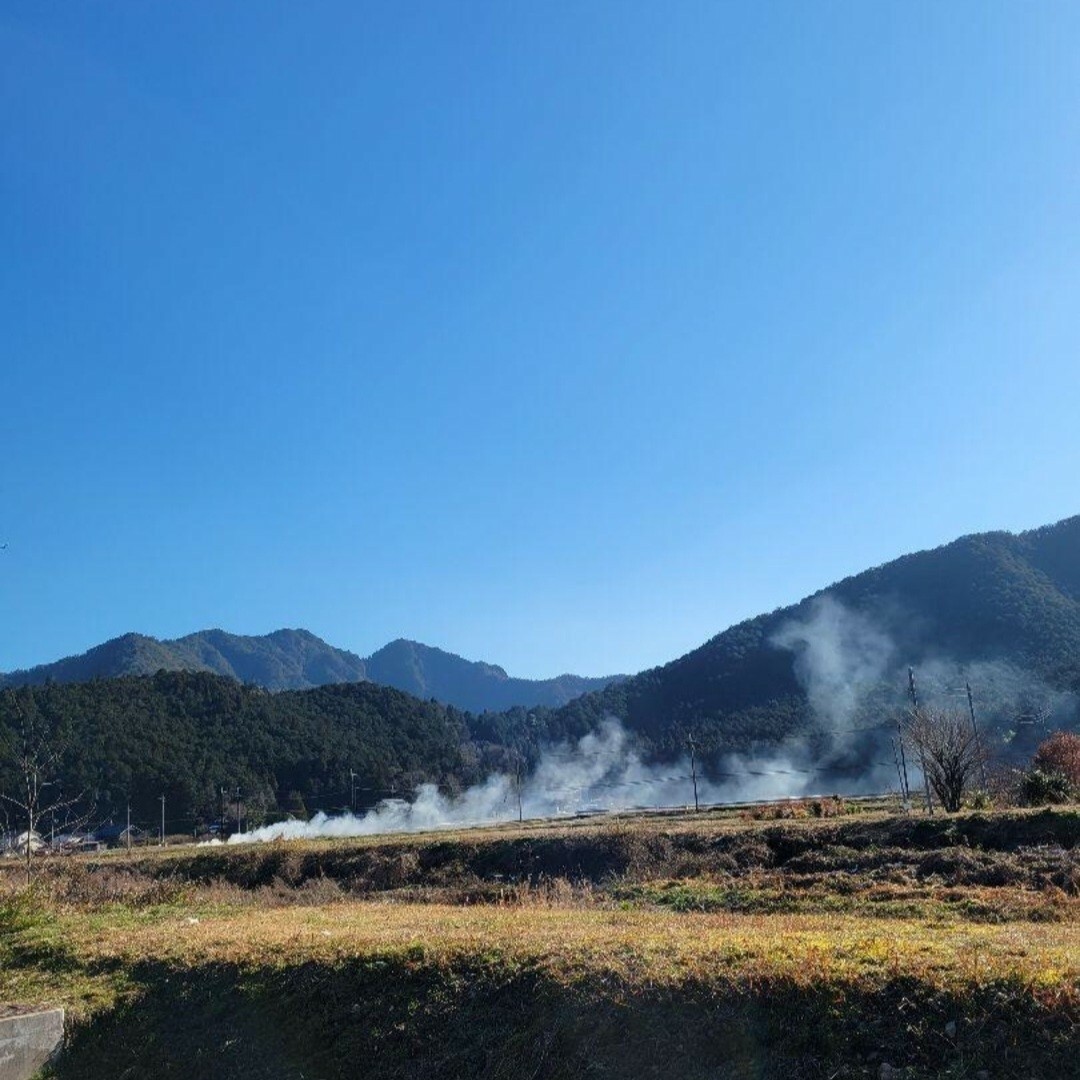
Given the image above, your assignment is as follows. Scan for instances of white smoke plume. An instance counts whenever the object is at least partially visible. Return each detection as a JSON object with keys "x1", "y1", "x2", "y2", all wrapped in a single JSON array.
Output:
[
  {"x1": 898, "y1": 656, "x2": 1077, "y2": 763},
  {"x1": 769, "y1": 594, "x2": 1080, "y2": 791},
  {"x1": 227, "y1": 719, "x2": 870, "y2": 845},
  {"x1": 771, "y1": 595, "x2": 894, "y2": 733},
  {"x1": 229, "y1": 595, "x2": 1079, "y2": 846},
  {"x1": 767, "y1": 596, "x2": 907, "y2": 795}
]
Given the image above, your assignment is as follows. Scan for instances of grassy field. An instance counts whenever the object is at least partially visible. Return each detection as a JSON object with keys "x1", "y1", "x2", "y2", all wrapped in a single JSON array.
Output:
[{"x1": 1, "y1": 805, "x2": 1077, "y2": 1078}]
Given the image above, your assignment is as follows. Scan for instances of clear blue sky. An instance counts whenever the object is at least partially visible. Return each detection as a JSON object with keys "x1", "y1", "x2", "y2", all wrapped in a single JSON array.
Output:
[{"x1": 4, "y1": 2, "x2": 1080, "y2": 679}]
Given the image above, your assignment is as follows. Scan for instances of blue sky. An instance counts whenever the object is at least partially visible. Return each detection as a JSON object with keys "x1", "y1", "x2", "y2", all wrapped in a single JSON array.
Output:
[{"x1": 3, "y1": 2, "x2": 1080, "y2": 679}]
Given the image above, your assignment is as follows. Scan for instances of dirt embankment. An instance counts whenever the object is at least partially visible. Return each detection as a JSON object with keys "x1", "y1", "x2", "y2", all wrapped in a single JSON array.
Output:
[{"x1": 69, "y1": 807, "x2": 1080, "y2": 898}]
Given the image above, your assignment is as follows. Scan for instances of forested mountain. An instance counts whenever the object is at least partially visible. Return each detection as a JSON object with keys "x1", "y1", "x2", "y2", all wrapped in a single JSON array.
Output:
[
  {"x1": 0, "y1": 630, "x2": 623, "y2": 711},
  {"x1": 2, "y1": 517, "x2": 1079, "y2": 833},
  {"x1": 511, "y1": 516, "x2": 1080, "y2": 760},
  {"x1": 0, "y1": 671, "x2": 509, "y2": 834},
  {"x1": 0, "y1": 629, "x2": 369, "y2": 691}
]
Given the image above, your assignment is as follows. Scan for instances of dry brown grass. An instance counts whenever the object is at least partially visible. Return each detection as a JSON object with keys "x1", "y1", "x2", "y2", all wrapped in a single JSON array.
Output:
[
  {"x1": 2, "y1": 805, "x2": 1077, "y2": 1078},
  {"x1": 62, "y1": 901, "x2": 1077, "y2": 998}
]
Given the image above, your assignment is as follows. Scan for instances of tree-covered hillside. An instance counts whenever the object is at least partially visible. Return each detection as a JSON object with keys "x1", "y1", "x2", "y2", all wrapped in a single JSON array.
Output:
[
  {"x1": 0, "y1": 672, "x2": 508, "y2": 836},
  {"x1": 2, "y1": 517, "x2": 1078, "y2": 834},
  {"x1": 528, "y1": 516, "x2": 1080, "y2": 759}
]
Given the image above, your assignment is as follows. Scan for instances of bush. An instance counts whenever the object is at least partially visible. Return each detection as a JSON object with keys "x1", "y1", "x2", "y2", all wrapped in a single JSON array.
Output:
[
  {"x1": 1033, "y1": 732, "x2": 1080, "y2": 788},
  {"x1": 1019, "y1": 768, "x2": 1074, "y2": 807}
]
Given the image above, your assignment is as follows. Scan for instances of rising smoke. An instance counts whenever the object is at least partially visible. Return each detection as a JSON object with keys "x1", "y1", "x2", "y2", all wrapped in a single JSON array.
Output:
[
  {"x1": 228, "y1": 719, "x2": 877, "y2": 845},
  {"x1": 225, "y1": 597, "x2": 1076, "y2": 844},
  {"x1": 769, "y1": 594, "x2": 1079, "y2": 780},
  {"x1": 230, "y1": 720, "x2": 684, "y2": 844},
  {"x1": 771, "y1": 596, "x2": 894, "y2": 734}
]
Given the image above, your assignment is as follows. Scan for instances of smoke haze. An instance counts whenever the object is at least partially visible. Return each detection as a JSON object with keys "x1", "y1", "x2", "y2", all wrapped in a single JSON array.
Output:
[
  {"x1": 770, "y1": 594, "x2": 1080, "y2": 783},
  {"x1": 225, "y1": 597, "x2": 1077, "y2": 844},
  {"x1": 771, "y1": 596, "x2": 894, "y2": 734},
  {"x1": 229, "y1": 718, "x2": 882, "y2": 845}
]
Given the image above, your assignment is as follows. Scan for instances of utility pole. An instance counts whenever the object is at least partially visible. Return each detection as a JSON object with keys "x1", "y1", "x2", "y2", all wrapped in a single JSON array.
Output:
[
  {"x1": 688, "y1": 735, "x2": 700, "y2": 812},
  {"x1": 349, "y1": 770, "x2": 357, "y2": 814},
  {"x1": 126, "y1": 801, "x2": 132, "y2": 853},
  {"x1": 159, "y1": 794, "x2": 165, "y2": 847},
  {"x1": 891, "y1": 739, "x2": 909, "y2": 812},
  {"x1": 513, "y1": 757, "x2": 524, "y2": 823},
  {"x1": 220, "y1": 787, "x2": 228, "y2": 838},
  {"x1": 235, "y1": 787, "x2": 242, "y2": 836},
  {"x1": 895, "y1": 717, "x2": 911, "y2": 806},
  {"x1": 966, "y1": 682, "x2": 988, "y2": 790},
  {"x1": 908, "y1": 668, "x2": 934, "y2": 815}
]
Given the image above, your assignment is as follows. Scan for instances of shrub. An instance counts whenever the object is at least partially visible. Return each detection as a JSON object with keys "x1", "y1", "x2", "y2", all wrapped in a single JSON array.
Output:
[
  {"x1": 809, "y1": 797, "x2": 847, "y2": 818},
  {"x1": 1032, "y1": 731, "x2": 1080, "y2": 789},
  {"x1": 1019, "y1": 768, "x2": 1073, "y2": 807}
]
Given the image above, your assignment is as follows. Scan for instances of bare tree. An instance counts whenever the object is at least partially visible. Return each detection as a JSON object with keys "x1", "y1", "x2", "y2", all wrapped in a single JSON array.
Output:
[
  {"x1": 906, "y1": 706, "x2": 988, "y2": 813},
  {"x1": 1, "y1": 699, "x2": 88, "y2": 884}
]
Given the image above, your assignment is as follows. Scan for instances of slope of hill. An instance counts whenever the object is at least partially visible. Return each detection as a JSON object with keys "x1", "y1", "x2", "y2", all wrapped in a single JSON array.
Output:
[
  {"x1": 0, "y1": 630, "x2": 624, "y2": 712},
  {"x1": 523, "y1": 515, "x2": 1080, "y2": 758},
  {"x1": 0, "y1": 632, "x2": 189, "y2": 685}
]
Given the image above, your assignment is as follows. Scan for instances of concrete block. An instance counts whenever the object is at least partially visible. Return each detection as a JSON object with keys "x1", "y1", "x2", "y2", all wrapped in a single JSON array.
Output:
[{"x1": 0, "y1": 1007, "x2": 65, "y2": 1080}]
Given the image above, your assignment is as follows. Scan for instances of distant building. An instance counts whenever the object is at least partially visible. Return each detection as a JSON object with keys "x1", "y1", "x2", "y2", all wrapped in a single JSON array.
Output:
[
  {"x1": 51, "y1": 832, "x2": 92, "y2": 852},
  {"x1": 92, "y1": 823, "x2": 141, "y2": 848},
  {"x1": 2, "y1": 830, "x2": 44, "y2": 856}
]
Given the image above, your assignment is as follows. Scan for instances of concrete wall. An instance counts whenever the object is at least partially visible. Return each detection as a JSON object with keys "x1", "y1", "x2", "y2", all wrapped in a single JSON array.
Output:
[{"x1": 0, "y1": 1009, "x2": 64, "y2": 1080}]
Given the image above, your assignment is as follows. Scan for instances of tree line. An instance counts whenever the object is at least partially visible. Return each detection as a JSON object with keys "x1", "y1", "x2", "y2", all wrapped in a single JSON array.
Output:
[
  {"x1": 0, "y1": 671, "x2": 509, "y2": 835},
  {"x1": 1, "y1": 661, "x2": 1077, "y2": 846}
]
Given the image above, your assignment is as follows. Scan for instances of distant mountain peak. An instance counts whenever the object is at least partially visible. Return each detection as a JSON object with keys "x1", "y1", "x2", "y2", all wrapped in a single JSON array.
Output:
[
  {"x1": 1, "y1": 628, "x2": 623, "y2": 712},
  {"x1": 370, "y1": 638, "x2": 511, "y2": 680}
]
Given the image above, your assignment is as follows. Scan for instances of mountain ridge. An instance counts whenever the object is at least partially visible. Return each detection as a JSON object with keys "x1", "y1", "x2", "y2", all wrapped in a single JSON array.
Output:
[
  {"x1": 3, "y1": 515, "x2": 1079, "y2": 829},
  {"x1": 0, "y1": 629, "x2": 625, "y2": 712},
  {"x1": 5, "y1": 514, "x2": 1079, "y2": 751},
  {"x1": 530, "y1": 514, "x2": 1080, "y2": 757}
]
